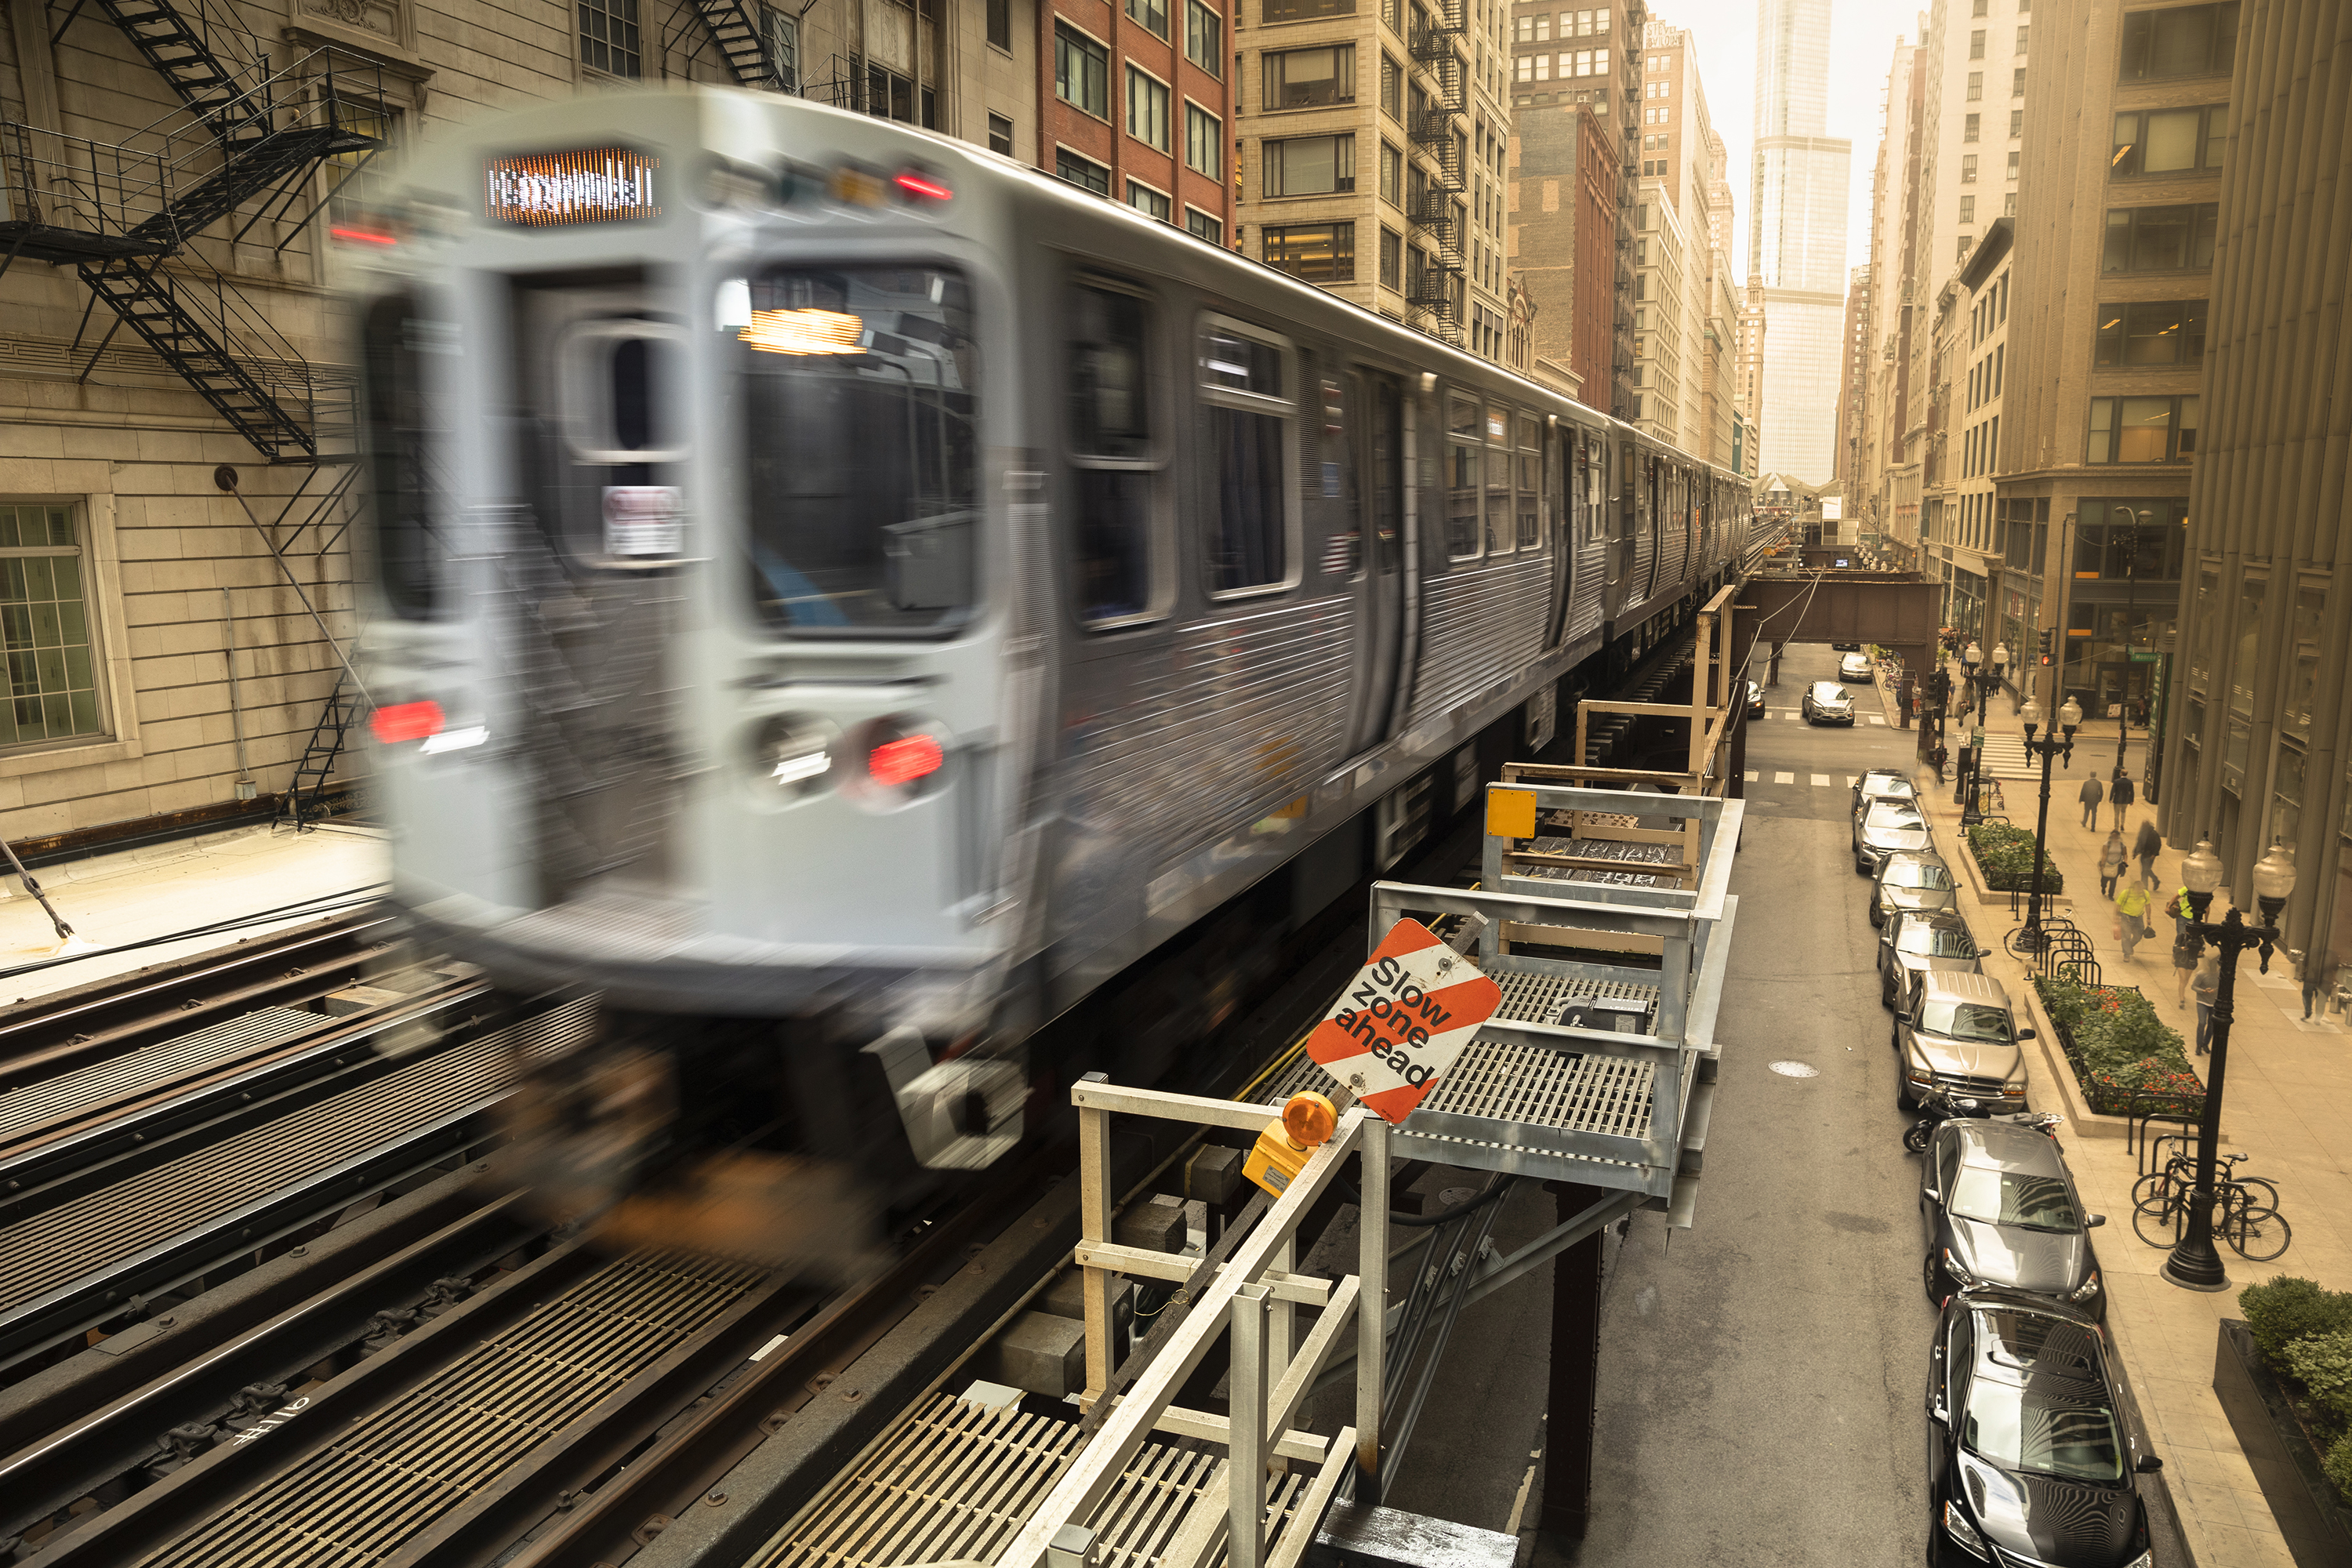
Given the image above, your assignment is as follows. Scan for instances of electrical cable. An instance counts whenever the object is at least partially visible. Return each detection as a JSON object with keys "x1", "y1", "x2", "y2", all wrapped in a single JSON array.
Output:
[
  {"x1": 1333, "y1": 1176, "x2": 1513, "y2": 1228},
  {"x1": 0, "y1": 886, "x2": 388, "y2": 984}
]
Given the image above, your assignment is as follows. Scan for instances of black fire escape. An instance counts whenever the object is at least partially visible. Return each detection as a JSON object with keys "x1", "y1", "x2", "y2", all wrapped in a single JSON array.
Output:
[
  {"x1": 667, "y1": 0, "x2": 793, "y2": 91},
  {"x1": 0, "y1": 0, "x2": 385, "y2": 818},
  {"x1": 1406, "y1": 0, "x2": 1468, "y2": 349}
]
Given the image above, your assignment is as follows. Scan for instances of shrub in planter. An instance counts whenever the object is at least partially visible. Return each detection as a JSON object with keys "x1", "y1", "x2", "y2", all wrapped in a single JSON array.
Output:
[
  {"x1": 2032, "y1": 975, "x2": 2202, "y2": 1111},
  {"x1": 1965, "y1": 822, "x2": 2065, "y2": 893},
  {"x1": 2328, "y1": 1431, "x2": 2352, "y2": 1507},
  {"x1": 2239, "y1": 1276, "x2": 2352, "y2": 1364},
  {"x1": 2284, "y1": 1330, "x2": 2352, "y2": 1424}
]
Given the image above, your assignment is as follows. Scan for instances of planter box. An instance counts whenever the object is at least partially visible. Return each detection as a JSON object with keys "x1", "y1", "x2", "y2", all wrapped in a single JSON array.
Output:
[
  {"x1": 1953, "y1": 826, "x2": 2073, "y2": 913},
  {"x1": 2213, "y1": 1318, "x2": 2352, "y2": 1568}
]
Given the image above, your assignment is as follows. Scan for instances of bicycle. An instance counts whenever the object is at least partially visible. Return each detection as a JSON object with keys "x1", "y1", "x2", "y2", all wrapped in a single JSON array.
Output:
[
  {"x1": 2132, "y1": 1159, "x2": 2291, "y2": 1259},
  {"x1": 2132, "y1": 1149, "x2": 2278, "y2": 1221}
]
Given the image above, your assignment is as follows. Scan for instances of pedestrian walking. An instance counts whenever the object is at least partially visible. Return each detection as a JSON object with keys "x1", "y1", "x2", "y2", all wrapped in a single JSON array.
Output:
[
  {"x1": 1929, "y1": 742, "x2": 1949, "y2": 785},
  {"x1": 2115, "y1": 883, "x2": 2151, "y2": 960},
  {"x1": 1897, "y1": 674, "x2": 1915, "y2": 728},
  {"x1": 2172, "y1": 920, "x2": 2201, "y2": 1006},
  {"x1": 2192, "y1": 956, "x2": 2219, "y2": 1052},
  {"x1": 2135, "y1": 819, "x2": 2162, "y2": 889},
  {"x1": 2110, "y1": 771, "x2": 2135, "y2": 821},
  {"x1": 2097, "y1": 830, "x2": 2126, "y2": 898},
  {"x1": 2297, "y1": 948, "x2": 2336, "y2": 1022},
  {"x1": 2078, "y1": 773, "x2": 2105, "y2": 829}
]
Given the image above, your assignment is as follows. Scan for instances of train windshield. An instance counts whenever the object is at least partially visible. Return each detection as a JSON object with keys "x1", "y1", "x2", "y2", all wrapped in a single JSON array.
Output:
[{"x1": 730, "y1": 266, "x2": 978, "y2": 632}]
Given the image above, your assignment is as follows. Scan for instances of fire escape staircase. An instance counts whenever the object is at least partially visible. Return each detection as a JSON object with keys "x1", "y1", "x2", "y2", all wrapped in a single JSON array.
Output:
[
  {"x1": 681, "y1": 0, "x2": 786, "y2": 89},
  {"x1": 0, "y1": 0, "x2": 382, "y2": 459}
]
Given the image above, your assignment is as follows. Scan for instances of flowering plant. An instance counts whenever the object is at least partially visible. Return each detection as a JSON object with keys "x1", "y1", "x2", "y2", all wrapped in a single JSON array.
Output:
[{"x1": 2034, "y1": 975, "x2": 2203, "y2": 1114}]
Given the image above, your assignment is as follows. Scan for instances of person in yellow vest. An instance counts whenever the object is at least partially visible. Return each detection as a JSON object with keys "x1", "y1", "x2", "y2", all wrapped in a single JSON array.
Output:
[{"x1": 2115, "y1": 883, "x2": 2151, "y2": 960}]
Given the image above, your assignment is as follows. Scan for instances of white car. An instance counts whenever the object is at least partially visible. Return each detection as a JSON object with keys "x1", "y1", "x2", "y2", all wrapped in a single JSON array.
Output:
[{"x1": 1838, "y1": 652, "x2": 1875, "y2": 683}]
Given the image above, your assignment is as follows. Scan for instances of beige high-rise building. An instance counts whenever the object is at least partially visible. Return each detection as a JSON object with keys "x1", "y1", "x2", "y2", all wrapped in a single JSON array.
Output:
[
  {"x1": 1630, "y1": 18, "x2": 1726, "y2": 452},
  {"x1": 1998, "y1": 0, "x2": 2227, "y2": 724},
  {"x1": 1863, "y1": 37, "x2": 1922, "y2": 553},
  {"x1": 1234, "y1": 0, "x2": 1515, "y2": 358},
  {"x1": 1736, "y1": 281, "x2": 1766, "y2": 476}
]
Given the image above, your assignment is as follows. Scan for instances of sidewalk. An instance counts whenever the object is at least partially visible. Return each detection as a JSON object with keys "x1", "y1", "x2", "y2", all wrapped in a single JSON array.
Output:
[{"x1": 1898, "y1": 659, "x2": 2349, "y2": 1568}]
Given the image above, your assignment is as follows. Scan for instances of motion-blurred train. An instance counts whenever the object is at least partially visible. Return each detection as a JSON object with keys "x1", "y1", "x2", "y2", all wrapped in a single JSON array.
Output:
[{"x1": 348, "y1": 87, "x2": 1759, "y2": 1207}]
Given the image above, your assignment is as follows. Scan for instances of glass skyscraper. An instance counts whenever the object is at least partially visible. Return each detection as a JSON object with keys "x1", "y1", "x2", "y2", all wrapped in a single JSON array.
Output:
[{"x1": 1748, "y1": 0, "x2": 1849, "y2": 485}]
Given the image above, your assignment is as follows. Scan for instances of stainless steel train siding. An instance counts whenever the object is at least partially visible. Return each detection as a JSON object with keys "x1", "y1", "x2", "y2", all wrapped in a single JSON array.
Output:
[{"x1": 346, "y1": 87, "x2": 1751, "y2": 1170}]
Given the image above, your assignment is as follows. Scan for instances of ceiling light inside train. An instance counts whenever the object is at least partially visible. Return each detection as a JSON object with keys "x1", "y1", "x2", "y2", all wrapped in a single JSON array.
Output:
[{"x1": 739, "y1": 307, "x2": 866, "y2": 356}]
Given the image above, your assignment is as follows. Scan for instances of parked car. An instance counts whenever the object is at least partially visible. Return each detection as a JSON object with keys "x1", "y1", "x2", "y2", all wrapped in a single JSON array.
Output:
[
  {"x1": 1920, "y1": 1119, "x2": 2106, "y2": 1315},
  {"x1": 1878, "y1": 907, "x2": 1984, "y2": 1007},
  {"x1": 1802, "y1": 681, "x2": 1855, "y2": 726},
  {"x1": 1896, "y1": 971, "x2": 2031, "y2": 1113},
  {"x1": 1854, "y1": 800, "x2": 1933, "y2": 874},
  {"x1": 1747, "y1": 680, "x2": 1766, "y2": 718},
  {"x1": 1838, "y1": 651, "x2": 1875, "y2": 683},
  {"x1": 1926, "y1": 1288, "x2": 2159, "y2": 1567},
  {"x1": 1853, "y1": 768, "x2": 1917, "y2": 814},
  {"x1": 1831, "y1": 641, "x2": 1861, "y2": 652},
  {"x1": 1871, "y1": 851, "x2": 1959, "y2": 926}
]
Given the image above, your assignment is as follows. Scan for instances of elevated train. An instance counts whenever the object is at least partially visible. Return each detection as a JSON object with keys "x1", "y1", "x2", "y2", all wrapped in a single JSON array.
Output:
[{"x1": 351, "y1": 87, "x2": 1759, "y2": 1190}]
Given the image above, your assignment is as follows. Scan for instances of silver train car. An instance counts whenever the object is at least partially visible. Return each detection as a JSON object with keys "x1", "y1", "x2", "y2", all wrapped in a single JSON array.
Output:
[{"x1": 350, "y1": 87, "x2": 1755, "y2": 1174}]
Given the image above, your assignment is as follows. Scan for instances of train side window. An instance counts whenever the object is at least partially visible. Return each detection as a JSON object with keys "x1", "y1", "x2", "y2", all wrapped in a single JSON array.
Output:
[
  {"x1": 361, "y1": 292, "x2": 443, "y2": 618},
  {"x1": 1483, "y1": 405, "x2": 1512, "y2": 555},
  {"x1": 1444, "y1": 394, "x2": 1480, "y2": 559},
  {"x1": 1070, "y1": 283, "x2": 1165, "y2": 626},
  {"x1": 1516, "y1": 415, "x2": 1542, "y2": 552},
  {"x1": 1198, "y1": 316, "x2": 1297, "y2": 596}
]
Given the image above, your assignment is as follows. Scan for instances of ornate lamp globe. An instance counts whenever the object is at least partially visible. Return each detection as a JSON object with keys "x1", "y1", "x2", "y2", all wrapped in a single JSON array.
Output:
[
  {"x1": 2181, "y1": 839, "x2": 2224, "y2": 895},
  {"x1": 2020, "y1": 698, "x2": 2043, "y2": 736},
  {"x1": 1991, "y1": 642, "x2": 2009, "y2": 670},
  {"x1": 2058, "y1": 696, "x2": 2084, "y2": 731},
  {"x1": 1964, "y1": 641, "x2": 1982, "y2": 668},
  {"x1": 2251, "y1": 841, "x2": 2298, "y2": 919}
]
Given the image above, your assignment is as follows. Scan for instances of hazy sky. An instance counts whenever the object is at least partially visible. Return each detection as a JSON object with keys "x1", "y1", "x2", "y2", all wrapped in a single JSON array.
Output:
[{"x1": 1650, "y1": 0, "x2": 1926, "y2": 276}]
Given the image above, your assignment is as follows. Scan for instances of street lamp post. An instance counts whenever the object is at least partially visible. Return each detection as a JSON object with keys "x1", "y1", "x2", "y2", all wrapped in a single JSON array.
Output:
[
  {"x1": 2016, "y1": 694, "x2": 2084, "y2": 953},
  {"x1": 2164, "y1": 839, "x2": 2300, "y2": 1291},
  {"x1": 2117, "y1": 524, "x2": 2145, "y2": 774},
  {"x1": 1956, "y1": 641, "x2": 2010, "y2": 824}
]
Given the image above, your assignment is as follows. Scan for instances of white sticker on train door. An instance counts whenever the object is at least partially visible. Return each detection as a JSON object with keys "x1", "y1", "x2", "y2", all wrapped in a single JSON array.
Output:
[{"x1": 604, "y1": 485, "x2": 682, "y2": 556}]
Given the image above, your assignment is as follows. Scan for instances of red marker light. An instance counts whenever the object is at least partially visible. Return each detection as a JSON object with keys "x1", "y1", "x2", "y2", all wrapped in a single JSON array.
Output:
[
  {"x1": 894, "y1": 171, "x2": 953, "y2": 202},
  {"x1": 330, "y1": 224, "x2": 398, "y2": 246},
  {"x1": 869, "y1": 733, "x2": 945, "y2": 788},
  {"x1": 371, "y1": 700, "x2": 446, "y2": 744}
]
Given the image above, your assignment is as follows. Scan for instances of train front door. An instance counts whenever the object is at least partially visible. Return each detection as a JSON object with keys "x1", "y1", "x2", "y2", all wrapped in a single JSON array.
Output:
[{"x1": 1341, "y1": 369, "x2": 1406, "y2": 756}]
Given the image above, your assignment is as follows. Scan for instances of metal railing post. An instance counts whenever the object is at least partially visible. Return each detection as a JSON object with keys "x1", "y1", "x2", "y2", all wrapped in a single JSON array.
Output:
[
  {"x1": 1077, "y1": 1086, "x2": 1114, "y2": 1400},
  {"x1": 1354, "y1": 1116, "x2": 1388, "y2": 1501},
  {"x1": 1228, "y1": 1283, "x2": 1271, "y2": 1568}
]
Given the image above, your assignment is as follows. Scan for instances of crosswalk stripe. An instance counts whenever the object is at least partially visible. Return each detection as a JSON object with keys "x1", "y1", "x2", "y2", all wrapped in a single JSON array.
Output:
[
  {"x1": 1846, "y1": 775, "x2": 1858, "y2": 786},
  {"x1": 1810, "y1": 774, "x2": 1830, "y2": 786},
  {"x1": 1868, "y1": 716, "x2": 1886, "y2": 726},
  {"x1": 1744, "y1": 771, "x2": 1759, "y2": 782},
  {"x1": 1773, "y1": 771, "x2": 1795, "y2": 784}
]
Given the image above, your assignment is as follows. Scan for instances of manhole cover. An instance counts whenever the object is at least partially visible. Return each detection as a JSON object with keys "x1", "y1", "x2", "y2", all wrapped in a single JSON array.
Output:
[{"x1": 1767, "y1": 1060, "x2": 1819, "y2": 1079}]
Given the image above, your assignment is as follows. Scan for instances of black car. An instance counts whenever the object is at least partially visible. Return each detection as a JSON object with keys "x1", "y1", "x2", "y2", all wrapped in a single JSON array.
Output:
[
  {"x1": 1928, "y1": 1289, "x2": 2159, "y2": 1567},
  {"x1": 1832, "y1": 641, "x2": 1862, "y2": 652},
  {"x1": 1920, "y1": 1118, "x2": 2107, "y2": 1316}
]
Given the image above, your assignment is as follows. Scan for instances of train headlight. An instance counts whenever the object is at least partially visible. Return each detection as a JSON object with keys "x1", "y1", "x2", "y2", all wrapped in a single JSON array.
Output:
[
  {"x1": 840, "y1": 716, "x2": 949, "y2": 811},
  {"x1": 750, "y1": 713, "x2": 839, "y2": 802}
]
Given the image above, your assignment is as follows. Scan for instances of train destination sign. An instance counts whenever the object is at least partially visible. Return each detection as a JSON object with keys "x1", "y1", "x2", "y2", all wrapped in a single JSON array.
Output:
[{"x1": 1306, "y1": 918, "x2": 1501, "y2": 1123}]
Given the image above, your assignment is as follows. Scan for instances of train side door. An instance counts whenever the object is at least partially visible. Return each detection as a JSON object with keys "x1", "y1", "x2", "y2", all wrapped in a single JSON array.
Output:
[{"x1": 1341, "y1": 369, "x2": 1406, "y2": 755}]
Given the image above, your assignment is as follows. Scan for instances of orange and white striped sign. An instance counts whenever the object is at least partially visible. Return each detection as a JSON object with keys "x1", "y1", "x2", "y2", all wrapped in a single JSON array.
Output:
[{"x1": 1305, "y1": 919, "x2": 1501, "y2": 1123}]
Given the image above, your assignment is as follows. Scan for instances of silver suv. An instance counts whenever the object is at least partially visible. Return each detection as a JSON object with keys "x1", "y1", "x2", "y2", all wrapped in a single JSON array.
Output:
[{"x1": 1893, "y1": 970, "x2": 2031, "y2": 1113}]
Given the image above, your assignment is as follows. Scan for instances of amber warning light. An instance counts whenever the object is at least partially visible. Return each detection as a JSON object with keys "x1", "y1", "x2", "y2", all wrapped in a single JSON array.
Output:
[{"x1": 485, "y1": 149, "x2": 659, "y2": 227}]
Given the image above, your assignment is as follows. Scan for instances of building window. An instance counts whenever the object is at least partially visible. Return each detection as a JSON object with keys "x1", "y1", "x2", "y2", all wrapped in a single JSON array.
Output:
[
  {"x1": 2101, "y1": 203, "x2": 2219, "y2": 271},
  {"x1": 761, "y1": 7, "x2": 801, "y2": 91},
  {"x1": 1056, "y1": 24, "x2": 1109, "y2": 118},
  {"x1": 1198, "y1": 319, "x2": 1294, "y2": 594},
  {"x1": 1127, "y1": 179, "x2": 1172, "y2": 220},
  {"x1": 1265, "y1": 43, "x2": 1354, "y2": 109},
  {"x1": 1127, "y1": 0, "x2": 1170, "y2": 40},
  {"x1": 1185, "y1": 103, "x2": 1222, "y2": 177},
  {"x1": 1963, "y1": 112, "x2": 1980, "y2": 142},
  {"x1": 1958, "y1": 234, "x2": 1971, "y2": 261},
  {"x1": 1185, "y1": 0, "x2": 1223, "y2": 74},
  {"x1": 1127, "y1": 67, "x2": 1171, "y2": 150},
  {"x1": 1264, "y1": 0, "x2": 1352, "y2": 22},
  {"x1": 0, "y1": 503, "x2": 103, "y2": 747},
  {"x1": 2004, "y1": 151, "x2": 2017, "y2": 180},
  {"x1": 2016, "y1": 25, "x2": 2028, "y2": 53},
  {"x1": 1966, "y1": 70, "x2": 1981, "y2": 100},
  {"x1": 988, "y1": 113, "x2": 1014, "y2": 154},
  {"x1": 2111, "y1": 105, "x2": 2228, "y2": 176},
  {"x1": 2094, "y1": 299, "x2": 2206, "y2": 368},
  {"x1": 1959, "y1": 195, "x2": 1975, "y2": 223},
  {"x1": 1057, "y1": 147, "x2": 1112, "y2": 194},
  {"x1": 1186, "y1": 207, "x2": 1224, "y2": 243},
  {"x1": 1379, "y1": 140, "x2": 1403, "y2": 205},
  {"x1": 2012, "y1": 67, "x2": 2025, "y2": 96},
  {"x1": 1262, "y1": 221, "x2": 1354, "y2": 280},
  {"x1": 2119, "y1": 2, "x2": 2238, "y2": 82},
  {"x1": 1381, "y1": 54, "x2": 1401, "y2": 116},
  {"x1": 1379, "y1": 225, "x2": 1402, "y2": 288},
  {"x1": 1263, "y1": 133, "x2": 1354, "y2": 196},
  {"x1": 1962, "y1": 154, "x2": 1978, "y2": 183},
  {"x1": 1969, "y1": 27, "x2": 1984, "y2": 58},
  {"x1": 2009, "y1": 109, "x2": 2023, "y2": 138},
  {"x1": 1069, "y1": 285, "x2": 1160, "y2": 625},
  {"x1": 579, "y1": 0, "x2": 641, "y2": 77},
  {"x1": 2004, "y1": 191, "x2": 2017, "y2": 216},
  {"x1": 986, "y1": 0, "x2": 1010, "y2": 49},
  {"x1": 2086, "y1": 395, "x2": 2198, "y2": 463}
]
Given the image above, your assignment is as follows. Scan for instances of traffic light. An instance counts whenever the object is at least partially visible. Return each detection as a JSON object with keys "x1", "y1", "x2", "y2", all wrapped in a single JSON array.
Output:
[{"x1": 2038, "y1": 629, "x2": 2053, "y2": 665}]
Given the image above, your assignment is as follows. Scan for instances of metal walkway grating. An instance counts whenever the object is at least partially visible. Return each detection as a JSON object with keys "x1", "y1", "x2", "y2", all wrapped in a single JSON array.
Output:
[
  {"x1": 1515, "y1": 834, "x2": 1683, "y2": 888},
  {"x1": 750, "y1": 1393, "x2": 1307, "y2": 1568},
  {"x1": 142, "y1": 1248, "x2": 767, "y2": 1566},
  {"x1": 0, "y1": 1006, "x2": 320, "y2": 1143},
  {"x1": 0, "y1": 1002, "x2": 590, "y2": 1316}
]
